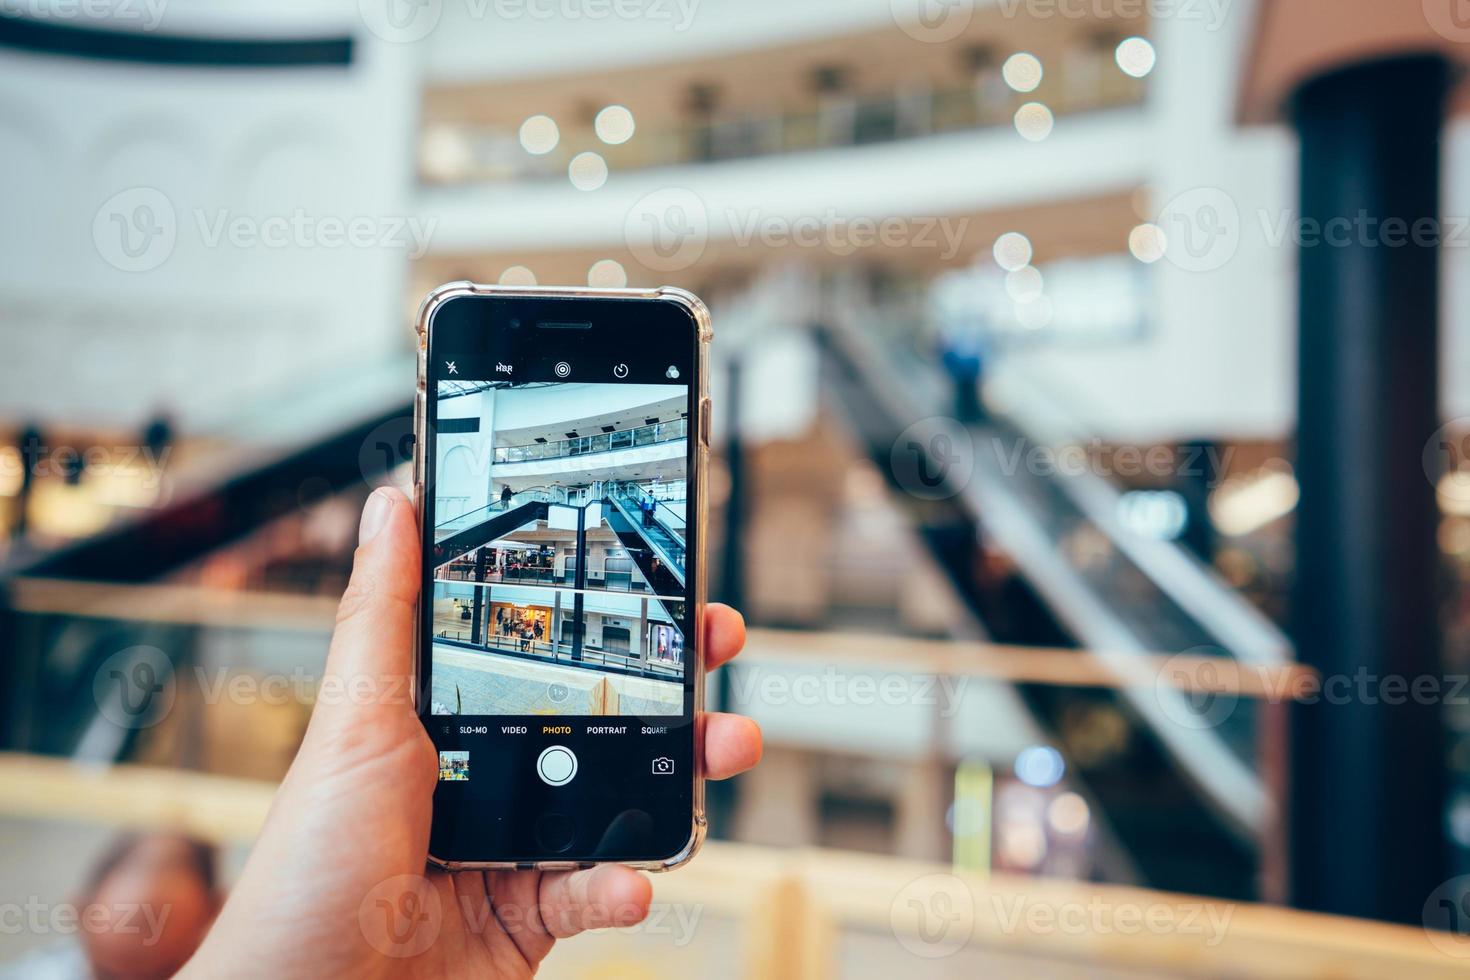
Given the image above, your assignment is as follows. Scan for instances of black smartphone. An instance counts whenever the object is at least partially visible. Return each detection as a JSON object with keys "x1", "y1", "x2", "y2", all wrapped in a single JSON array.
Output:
[{"x1": 412, "y1": 283, "x2": 711, "y2": 870}]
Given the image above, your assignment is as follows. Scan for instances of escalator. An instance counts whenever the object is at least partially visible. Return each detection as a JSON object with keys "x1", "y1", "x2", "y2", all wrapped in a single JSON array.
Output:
[
  {"x1": 605, "y1": 482, "x2": 686, "y2": 587},
  {"x1": 0, "y1": 361, "x2": 415, "y2": 759},
  {"x1": 815, "y1": 314, "x2": 1293, "y2": 897},
  {"x1": 432, "y1": 493, "x2": 560, "y2": 566},
  {"x1": 600, "y1": 493, "x2": 686, "y2": 623}
]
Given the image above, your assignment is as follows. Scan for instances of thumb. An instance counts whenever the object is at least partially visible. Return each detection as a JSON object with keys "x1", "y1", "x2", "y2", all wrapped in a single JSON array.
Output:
[{"x1": 317, "y1": 486, "x2": 422, "y2": 720}]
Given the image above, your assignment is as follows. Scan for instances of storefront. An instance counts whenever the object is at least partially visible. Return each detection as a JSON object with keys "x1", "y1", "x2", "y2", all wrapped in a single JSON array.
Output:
[{"x1": 488, "y1": 600, "x2": 552, "y2": 650}]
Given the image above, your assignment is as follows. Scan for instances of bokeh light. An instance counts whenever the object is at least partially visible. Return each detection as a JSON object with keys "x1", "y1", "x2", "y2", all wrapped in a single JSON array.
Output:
[
  {"x1": 992, "y1": 231, "x2": 1033, "y2": 271},
  {"x1": 1005, "y1": 265, "x2": 1044, "y2": 302},
  {"x1": 518, "y1": 114, "x2": 559, "y2": 155},
  {"x1": 568, "y1": 151, "x2": 609, "y2": 190},
  {"x1": 1128, "y1": 223, "x2": 1167, "y2": 263},
  {"x1": 587, "y1": 258, "x2": 628, "y2": 287},
  {"x1": 594, "y1": 105, "x2": 636, "y2": 145},
  {"x1": 1014, "y1": 102, "x2": 1054, "y2": 141},
  {"x1": 1001, "y1": 53, "x2": 1043, "y2": 93},
  {"x1": 1116, "y1": 37, "x2": 1157, "y2": 78},
  {"x1": 1015, "y1": 745, "x2": 1066, "y2": 787},
  {"x1": 498, "y1": 265, "x2": 537, "y2": 286}
]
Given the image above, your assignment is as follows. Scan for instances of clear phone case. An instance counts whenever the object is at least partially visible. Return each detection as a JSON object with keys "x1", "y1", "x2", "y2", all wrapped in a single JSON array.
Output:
[{"x1": 412, "y1": 282, "x2": 713, "y2": 872}]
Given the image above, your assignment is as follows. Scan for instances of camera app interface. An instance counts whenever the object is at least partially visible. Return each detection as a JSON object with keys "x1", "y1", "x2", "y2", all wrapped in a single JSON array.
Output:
[{"x1": 429, "y1": 378, "x2": 690, "y2": 718}]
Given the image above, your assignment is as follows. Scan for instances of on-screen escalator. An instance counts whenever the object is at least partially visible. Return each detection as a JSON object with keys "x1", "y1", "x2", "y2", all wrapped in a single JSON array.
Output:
[
  {"x1": 604, "y1": 482, "x2": 685, "y2": 585},
  {"x1": 432, "y1": 489, "x2": 566, "y2": 566}
]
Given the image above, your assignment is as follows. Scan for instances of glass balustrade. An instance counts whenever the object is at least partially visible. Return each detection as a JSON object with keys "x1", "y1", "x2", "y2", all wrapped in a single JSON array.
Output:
[{"x1": 494, "y1": 417, "x2": 687, "y2": 464}]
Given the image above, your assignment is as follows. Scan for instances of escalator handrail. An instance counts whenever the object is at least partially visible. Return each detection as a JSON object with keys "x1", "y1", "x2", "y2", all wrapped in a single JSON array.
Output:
[
  {"x1": 984, "y1": 368, "x2": 1292, "y2": 667},
  {"x1": 611, "y1": 481, "x2": 686, "y2": 540},
  {"x1": 843, "y1": 309, "x2": 1290, "y2": 665},
  {"x1": 816, "y1": 314, "x2": 1270, "y2": 838},
  {"x1": 603, "y1": 492, "x2": 686, "y2": 588}
]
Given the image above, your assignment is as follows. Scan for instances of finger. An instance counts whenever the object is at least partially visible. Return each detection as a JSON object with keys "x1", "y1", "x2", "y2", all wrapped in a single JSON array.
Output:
[
  {"x1": 703, "y1": 603, "x2": 746, "y2": 672},
  {"x1": 536, "y1": 865, "x2": 651, "y2": 939},
  {"x1": 486, "y1": 870, "x2": 553, "y2": 968},
  {"x1": 702, "y1": 711, "x2": 762, "y2": 780},
  {"x1": 319, "y1": 487, "x2": 420, "y2": 710},
  {"x1": 448, "y1": 869, "x2": 490, "y2": 933}
]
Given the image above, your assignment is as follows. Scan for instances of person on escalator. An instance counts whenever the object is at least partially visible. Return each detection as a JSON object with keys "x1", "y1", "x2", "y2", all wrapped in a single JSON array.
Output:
[{"x1": 500, "y1": 484, "x2": 513, "y2": 507}]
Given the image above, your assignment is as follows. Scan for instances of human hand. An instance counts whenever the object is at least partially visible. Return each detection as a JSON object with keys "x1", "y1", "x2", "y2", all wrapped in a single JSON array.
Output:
[{"x1": 182, "y1": 487, "x2": 762, "y2": 979}]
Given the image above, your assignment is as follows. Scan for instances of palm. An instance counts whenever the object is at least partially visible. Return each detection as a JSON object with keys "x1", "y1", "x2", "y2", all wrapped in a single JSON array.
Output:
[{"x1": 185, "y1": 489, "x2": 760, "y2": 979}]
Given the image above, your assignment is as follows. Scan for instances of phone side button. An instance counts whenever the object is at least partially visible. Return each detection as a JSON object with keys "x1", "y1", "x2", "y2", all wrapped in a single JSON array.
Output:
[
  {"x1": 534, "y1": 813, "x2": 576, "y2": 854},
  {"x1": 699, "y1": 397, "x2": 712, "y2": 448}
]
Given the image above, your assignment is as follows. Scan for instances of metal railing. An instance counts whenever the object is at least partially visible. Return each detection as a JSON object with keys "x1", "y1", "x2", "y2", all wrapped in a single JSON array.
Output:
[
  {"x1": 433, "y1": 486, "x2": 566, "y2": 537},
  {"x1": 494, "y1": 417, "x2": 687, "y2": 464},
  {"x1": 434, "y1": 629, "x2": 681, "y2": 680},
  {"x1": 422, "y1": 62, "x2": 1144, "y2": 186}
]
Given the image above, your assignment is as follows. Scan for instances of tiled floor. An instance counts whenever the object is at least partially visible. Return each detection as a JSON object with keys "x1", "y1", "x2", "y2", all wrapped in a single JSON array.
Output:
[{"x1": 431, "y1": 644, "x2": 682, "y2": 716}]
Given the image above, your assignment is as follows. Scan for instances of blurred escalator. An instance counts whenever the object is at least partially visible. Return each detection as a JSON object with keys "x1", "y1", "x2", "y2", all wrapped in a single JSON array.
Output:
[
  {"x1": 0, "y1": 361, "x2": 414, "y2": 764},
  {"x1": 814, "y1": 314, "x2": 1293, "y2": 897}
]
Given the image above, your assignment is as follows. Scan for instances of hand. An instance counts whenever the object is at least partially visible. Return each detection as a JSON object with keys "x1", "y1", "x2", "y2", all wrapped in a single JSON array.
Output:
[{"x1": 183, "y1": 487, "x2": 762, "y2": 979}]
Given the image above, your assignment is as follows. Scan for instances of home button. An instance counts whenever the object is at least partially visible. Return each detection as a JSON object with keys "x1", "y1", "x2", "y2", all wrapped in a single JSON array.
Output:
[
  {"x1": 536, "y1": 745, "x2": 577, "y2": 786},
  {"x1": 535, "y1": 813, "x2": 576, "y2": 853}
]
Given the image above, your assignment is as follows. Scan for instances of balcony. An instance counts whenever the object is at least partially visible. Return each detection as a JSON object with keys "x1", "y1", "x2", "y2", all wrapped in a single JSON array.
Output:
[
  {"x1": 495, "y1": 416, "x2": 688, "y2": 464},
  {"x1": 420, "y1": 59, "x2": 1144, "y2": 188}
]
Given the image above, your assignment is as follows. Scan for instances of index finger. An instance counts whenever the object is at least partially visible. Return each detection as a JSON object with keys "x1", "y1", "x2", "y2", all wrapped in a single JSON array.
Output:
[{"x1": 704, "y1": 603, "x2": 746, "y2": 672}]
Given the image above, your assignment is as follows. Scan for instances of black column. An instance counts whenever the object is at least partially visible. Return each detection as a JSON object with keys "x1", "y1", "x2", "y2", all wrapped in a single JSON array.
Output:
[
  {"x1": 571, "y1": 506, "x2": 587, "y2": 662},
  {"x1": 469, "y1": 548, "x2": 487, "y2": 645},
  {"x1": 1290, "y1": 55, "x2": 1449, "y2": 923}
]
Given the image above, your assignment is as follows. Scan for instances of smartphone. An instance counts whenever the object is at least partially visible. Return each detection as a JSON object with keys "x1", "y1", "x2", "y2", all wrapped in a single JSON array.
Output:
[{"x1": 412, "y1": 282, "x2": 711, "y2": 870}]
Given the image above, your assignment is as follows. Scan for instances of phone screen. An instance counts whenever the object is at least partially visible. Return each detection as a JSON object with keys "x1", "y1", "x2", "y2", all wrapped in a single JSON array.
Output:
[{"x1": 419, "y1": 292, "x2": 702, "y2": 865}]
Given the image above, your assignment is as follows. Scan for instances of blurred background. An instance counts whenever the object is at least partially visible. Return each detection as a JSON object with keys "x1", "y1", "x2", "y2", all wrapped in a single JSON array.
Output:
[{"x1": 4, "y1": 0, "x2": 1470, "y2": 975}]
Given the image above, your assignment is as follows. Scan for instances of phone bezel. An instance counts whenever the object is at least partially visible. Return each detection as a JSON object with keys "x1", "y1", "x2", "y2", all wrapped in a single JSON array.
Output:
[{"x1": 412, "y1": 281, "x2": 712, "y2": 872}]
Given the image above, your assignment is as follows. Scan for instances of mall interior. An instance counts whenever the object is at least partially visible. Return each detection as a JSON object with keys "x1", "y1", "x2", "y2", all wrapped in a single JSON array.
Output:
[
  {"x1": 3, "y1": 0, "x2": 1470, "y2": 975},
  {"x1": 430, "y1": 379, "x2": 689, "y2": 715}
]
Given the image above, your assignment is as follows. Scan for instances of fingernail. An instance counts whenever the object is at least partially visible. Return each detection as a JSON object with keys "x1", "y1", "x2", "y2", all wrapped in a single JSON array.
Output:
[{"x1": 359, "y1": 489, "x2": 393, "y2": 545}]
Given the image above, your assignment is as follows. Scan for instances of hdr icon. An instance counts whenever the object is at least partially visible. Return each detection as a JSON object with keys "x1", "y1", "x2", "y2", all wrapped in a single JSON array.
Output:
[{"x1": 495, "y1": 362, "x2": 513, "y2": 375}]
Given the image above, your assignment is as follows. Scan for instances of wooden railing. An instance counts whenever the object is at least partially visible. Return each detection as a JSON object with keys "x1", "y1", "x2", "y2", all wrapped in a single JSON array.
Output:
[{"x1": 0, "y1": 754, "x2": 1459, "y2": 979}]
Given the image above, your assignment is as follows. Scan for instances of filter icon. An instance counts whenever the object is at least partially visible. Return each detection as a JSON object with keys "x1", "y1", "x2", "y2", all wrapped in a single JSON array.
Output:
[{"x1": 665, "y1": 365, "x2": 680, "y2": 379}]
